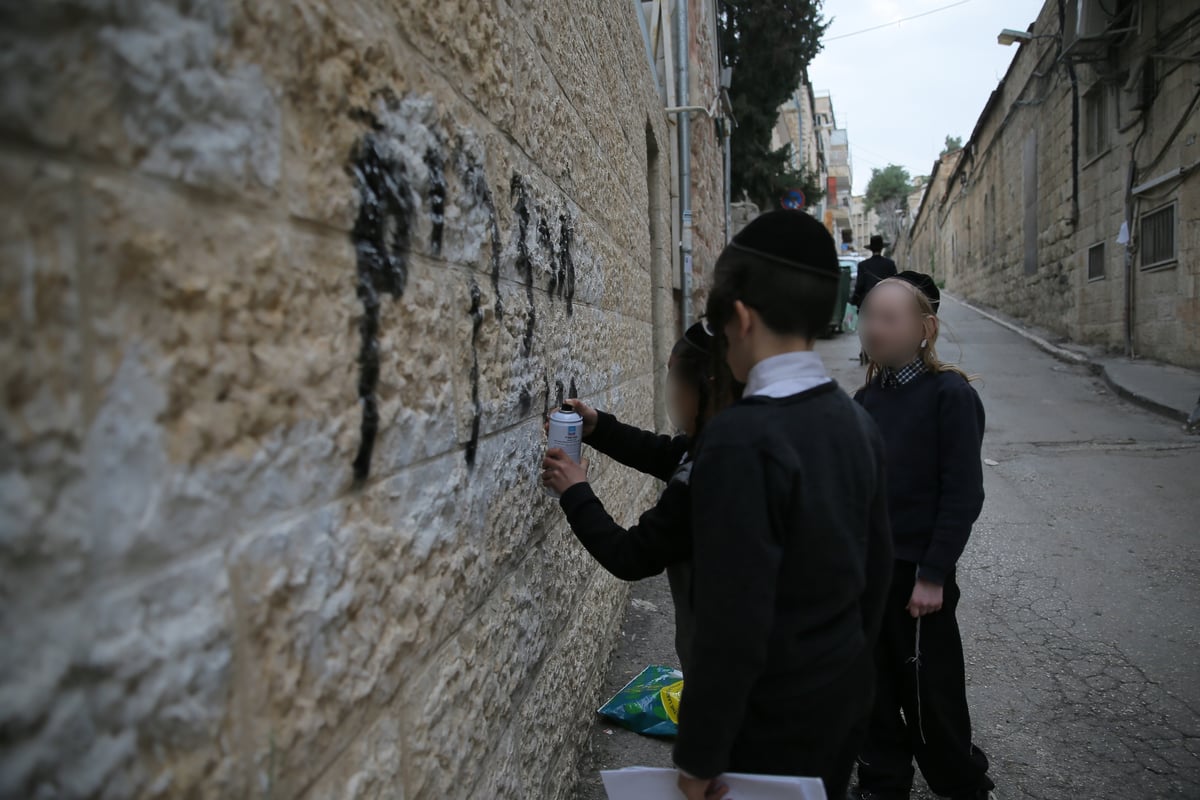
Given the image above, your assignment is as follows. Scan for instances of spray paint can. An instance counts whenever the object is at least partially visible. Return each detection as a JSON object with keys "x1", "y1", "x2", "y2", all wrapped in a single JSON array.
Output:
[{"x1": 545, "y1": 403, "x2": 583, "y2": 498}]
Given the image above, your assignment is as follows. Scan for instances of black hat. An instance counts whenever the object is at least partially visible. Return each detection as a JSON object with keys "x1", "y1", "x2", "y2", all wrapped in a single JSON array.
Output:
[
  {"x1": 677, "y1": 321, "x2": 713, "y2": 355},
  {"x1": 895, "y1": 270, "x2": 940, "y2": 313},
  {"x1": 727, "y1": 209, "x2": 839, "y2": 280},
  {"x1": 869, "y1": 234, "x2": 885, "y2": 252}
]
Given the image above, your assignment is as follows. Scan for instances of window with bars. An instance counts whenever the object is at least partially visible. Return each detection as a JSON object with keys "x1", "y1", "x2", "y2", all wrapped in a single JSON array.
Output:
[
  {"x1": 1140, "y1": 203, "x2": 1176, "y2": 270},
  {"x1": 1087, "y1": 242, "x2": 1105, "y2": 281}
]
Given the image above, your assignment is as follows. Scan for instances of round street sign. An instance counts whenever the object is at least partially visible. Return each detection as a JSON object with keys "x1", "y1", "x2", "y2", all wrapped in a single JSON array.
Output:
[{"x1": 781, "y1": 189, "x2": 806, "y2": 210}]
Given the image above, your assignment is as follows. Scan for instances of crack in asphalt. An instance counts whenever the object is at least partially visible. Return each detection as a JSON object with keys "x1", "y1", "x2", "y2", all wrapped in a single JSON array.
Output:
[{"x1": 963, "y1": 529, "x2": 1200, "y2": 799}]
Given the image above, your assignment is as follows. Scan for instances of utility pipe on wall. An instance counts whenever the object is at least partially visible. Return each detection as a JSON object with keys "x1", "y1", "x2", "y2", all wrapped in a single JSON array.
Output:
[{"x1": 676, "y1": 0, "x2": 693, "y2": 328}]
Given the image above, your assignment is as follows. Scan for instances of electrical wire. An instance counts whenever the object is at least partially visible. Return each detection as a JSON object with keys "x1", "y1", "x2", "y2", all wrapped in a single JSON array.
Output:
[
  {"x1": 1137, "y1": 85, "x2": 1200, "y2": 177},
  {"x1": 823, "y1": 0, "x2": 976, "y2": 43}
]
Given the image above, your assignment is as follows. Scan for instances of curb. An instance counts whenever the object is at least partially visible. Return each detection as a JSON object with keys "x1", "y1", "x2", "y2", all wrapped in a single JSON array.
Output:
[
  {"x1": 947, "y1": 292, "x2": 1193, "y2": 425},
  {"x1": 945, "y1": 293, "x2": 1094, "y2": 368},
  {"x1": 1099, "y1": 371, "x2": 1190, "y2": 424}
]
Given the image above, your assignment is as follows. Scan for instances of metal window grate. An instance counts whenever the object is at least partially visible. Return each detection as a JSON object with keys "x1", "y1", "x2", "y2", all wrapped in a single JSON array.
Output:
[
  {"x1": 1087, "y1": 242, "x2": 1105, "y2": 281},
  {"x1": 1140, "y1": 203, "x2": 1176, "y2": 270}
]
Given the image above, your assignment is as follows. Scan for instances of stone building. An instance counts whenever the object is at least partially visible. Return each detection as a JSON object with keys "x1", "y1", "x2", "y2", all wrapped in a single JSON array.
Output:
[
  {"x1": 813, "y1": 93, "x2": 854, "y2": 246},
  {"x1": 897, "y1": 0, "x2": 1199, "y2": 368},
  {"x1": 904, "y1": 148, "x2": 965, "y2": 274},
  {"x1": 770, "y1": 71, "x2": 826, "y2": 207},
  {"x1": 849, "y1": 196, "x2": 877, "y2": 255},
  {"x1": 0, "y1": 1, "x2": 726, "y2": 797}
]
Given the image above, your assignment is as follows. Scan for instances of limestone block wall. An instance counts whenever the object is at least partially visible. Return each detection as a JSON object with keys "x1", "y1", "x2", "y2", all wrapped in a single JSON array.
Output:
[
  {"x1": 901, "y1": 0, "x2": 1199, "y2": 368},
  {"x1": 0, "y1": 1, "x2": 721, "y2": 797}
]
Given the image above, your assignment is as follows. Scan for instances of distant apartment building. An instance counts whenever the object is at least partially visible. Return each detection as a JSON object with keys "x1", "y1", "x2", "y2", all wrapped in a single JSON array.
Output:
[
  {"x1": 770, "y1": 71, "x2": 824, "y2": 181},
  {"x1": 814, "y1": 92, "x2": 855, "y2": 247}
]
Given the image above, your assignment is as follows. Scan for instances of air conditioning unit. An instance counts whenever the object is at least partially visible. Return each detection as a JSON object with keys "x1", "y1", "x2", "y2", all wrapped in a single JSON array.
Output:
[{"x1": 1063, "y1": 0, "x2": 1115, "y2": 51}]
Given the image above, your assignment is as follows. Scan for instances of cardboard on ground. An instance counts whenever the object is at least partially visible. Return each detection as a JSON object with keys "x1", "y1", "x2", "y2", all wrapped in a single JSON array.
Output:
[{"x1": 600, "y1": 767, "x2": 827, "y2": 800}]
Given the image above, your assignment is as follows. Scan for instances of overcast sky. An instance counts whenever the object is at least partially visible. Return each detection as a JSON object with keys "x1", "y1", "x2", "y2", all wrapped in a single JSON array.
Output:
[{"x1": 809, "y1": 0, "x2": 1047, "y2": 194}]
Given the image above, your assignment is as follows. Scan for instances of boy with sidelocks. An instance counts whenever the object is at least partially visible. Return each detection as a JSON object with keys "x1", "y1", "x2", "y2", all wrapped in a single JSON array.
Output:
[{"x1": 673, "y1": 210, "x2": 893, "y2": 800}]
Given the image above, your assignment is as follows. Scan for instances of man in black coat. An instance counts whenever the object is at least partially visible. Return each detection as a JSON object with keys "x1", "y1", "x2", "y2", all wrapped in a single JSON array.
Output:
[
  {"x1": 850, "y1": 235, "x2": 898, "y2": 364},
  {"x1": 850, "y1": 234, "x2": 898, "y2": 309}
]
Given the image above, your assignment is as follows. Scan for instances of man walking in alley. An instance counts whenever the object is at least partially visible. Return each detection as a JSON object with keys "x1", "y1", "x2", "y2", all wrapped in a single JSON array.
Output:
[
  {"x1": 850, "y1": 235, "x2": 898, "y2": 365},
  {"x1": 851, "y1": 235, "x2": 898, "y2": 310}
]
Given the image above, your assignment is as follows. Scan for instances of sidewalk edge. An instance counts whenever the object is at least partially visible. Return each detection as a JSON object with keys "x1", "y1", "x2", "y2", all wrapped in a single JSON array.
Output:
[
  {"x1": 1100, "y1": 372, "x2": 1189, "y2": 423},
  {"x1": 946, "y1": 292, "x2": 1191, "y2": 424},
  {"x1": 945, "y1": 293, "x2": 1093, "y2": 368}
]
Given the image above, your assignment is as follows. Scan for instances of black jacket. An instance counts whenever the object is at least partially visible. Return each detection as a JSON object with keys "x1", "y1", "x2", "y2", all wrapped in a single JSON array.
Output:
[
  {"x1": 850, "y1": 254, "x2": 898, "y2": 307},
  {"x1": 673, "y1": 382, "x2": 894, "y2": 778},
  {"x1": 854, "y1": 370, "x2": 985, "y2": 584},
  {"x1": 558, "y1": 411, "x2": 696, "y2": 670}
]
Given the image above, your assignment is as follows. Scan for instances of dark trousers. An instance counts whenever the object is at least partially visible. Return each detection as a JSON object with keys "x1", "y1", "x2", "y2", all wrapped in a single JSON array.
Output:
[
  {"x1": 728, "y1": 652, "x2": 874, "y2": 800},
  {"x1": 857, "y1": 562, "x2": 992, "y2": 798}
]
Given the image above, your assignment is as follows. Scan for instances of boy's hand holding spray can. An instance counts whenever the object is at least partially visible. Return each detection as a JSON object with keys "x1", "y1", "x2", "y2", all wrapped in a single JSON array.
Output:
[{"x1": 542, "y1": 399, "x2": 590, "y2": 498}]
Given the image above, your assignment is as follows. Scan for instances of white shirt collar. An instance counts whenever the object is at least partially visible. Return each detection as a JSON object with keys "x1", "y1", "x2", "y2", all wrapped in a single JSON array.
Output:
[{"x1": 745, "y1": 351, "x2": 832, "y2": 398}]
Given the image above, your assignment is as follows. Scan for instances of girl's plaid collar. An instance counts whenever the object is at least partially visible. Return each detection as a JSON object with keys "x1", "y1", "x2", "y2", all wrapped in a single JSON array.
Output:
[{"x1": 881, "y1": 357, "x2": 927, "y2": 388}]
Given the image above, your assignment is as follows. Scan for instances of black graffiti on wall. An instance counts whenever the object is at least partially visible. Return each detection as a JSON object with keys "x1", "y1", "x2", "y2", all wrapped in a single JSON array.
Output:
[
  {"x1": 510, "y1": 175, "x2": 538, "y2": 357},
  {"x1": 466, "y1": 280, "x2": 484, "y2": 467},
  {"x1": 348, "y1": 132, "x2": 414, "y2": 483},
  {"x1": 346, "y1": 98, "x2": 586, "y2": 480},
  {"x1": 425, "y1": 149, "x2": 446, "y2": 254},
  {"x1": 462, "y1": 154, "x2": 504, "y2": 319},
  {"x1": 550, "y1": 214, "x2": 576, "y2": 313}
]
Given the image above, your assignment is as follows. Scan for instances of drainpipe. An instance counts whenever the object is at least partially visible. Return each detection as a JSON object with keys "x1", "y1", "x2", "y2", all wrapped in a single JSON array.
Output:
[
  {"x1": 1122, "y1": 158, "x2": 1137, "y2": 356},
  {"x1": 722, "y1": 118, "x2": 732, "y2": 243},
  {"x1": 676, "y1": 0, "x2": 694, "y2": 327},
  {"x1": 1057, "y1": 0, "x2": 1081, "y2": 224}
]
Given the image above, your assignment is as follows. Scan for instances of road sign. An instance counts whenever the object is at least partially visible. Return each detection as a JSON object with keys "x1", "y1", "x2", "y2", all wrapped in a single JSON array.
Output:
[{"x1": 781, "y1": 189, "x2": 806, "y2": 210}]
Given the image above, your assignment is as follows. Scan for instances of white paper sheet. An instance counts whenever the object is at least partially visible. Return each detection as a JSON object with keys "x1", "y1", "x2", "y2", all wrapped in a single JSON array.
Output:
[{"x1": 600, "y1": 767, "x2": 827, "y2": 800}]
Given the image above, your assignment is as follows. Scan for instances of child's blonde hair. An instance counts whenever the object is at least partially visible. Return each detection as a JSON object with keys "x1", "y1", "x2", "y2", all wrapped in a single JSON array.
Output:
[{"x1": 863, "y1": 277, "x2": 976, "y2": 387}]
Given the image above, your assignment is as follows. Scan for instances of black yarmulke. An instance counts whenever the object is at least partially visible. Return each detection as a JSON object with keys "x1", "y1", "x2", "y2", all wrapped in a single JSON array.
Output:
[
  {"x1": 729, "y1": 209, "x2": 840, "y2": 279},
  {"x1": 895, "y1": 270, "x2": 941, "y2": 313},
  {"x1": 680, "y1": 320, "x2": 713, "y2": 354}
]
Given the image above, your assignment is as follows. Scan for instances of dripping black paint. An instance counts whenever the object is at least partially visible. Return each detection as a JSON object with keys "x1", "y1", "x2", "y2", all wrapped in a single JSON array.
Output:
[
  {"x1": 539, "y1": 208, "x2": 557, "y2": 298},
  {"x1": 466, "y1": 281, "x2": 484, "y2": 467},
  {"x1": 511, "y1": 175, "x2": 537, "y2": 357},
  {"x1": 348, "y1": 133, "x2": 414, "y2": 483},
  {"x1": 558, "y1": 214, "x2": 576, "y2": 314},
  {"x1": 425, "y1": 148, "x2": 446, "y2": 254},
  {"x1": 462, "y1": 155, "x2": 503, "y2": 318}
]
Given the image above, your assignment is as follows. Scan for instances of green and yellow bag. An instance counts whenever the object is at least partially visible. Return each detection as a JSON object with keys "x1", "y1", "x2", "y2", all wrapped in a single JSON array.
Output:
[{"x1": 597, "y1": 665, "x2": 684, "y2": 737}]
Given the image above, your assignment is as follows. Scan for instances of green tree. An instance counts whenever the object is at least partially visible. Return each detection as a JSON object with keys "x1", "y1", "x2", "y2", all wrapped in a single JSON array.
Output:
[
  {"x1": 719, "y1": 0, "x2": 830, "y2": 209},
  {"x1": 940, "y1": 134, "x2": 963, "y2": 156},
  {"x1": 864, "y1": 164, "x2": 912, "y2": 213}
]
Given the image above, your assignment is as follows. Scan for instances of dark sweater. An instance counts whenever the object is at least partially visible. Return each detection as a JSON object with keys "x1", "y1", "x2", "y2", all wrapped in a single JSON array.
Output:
[
  {"x1": 672, "y1": 382, "x2": 894, "y2": 779},
  {"x1": 558, "y1": 412, "x2": 696, "y2": 671},
  {"x1": 854, "y1": 370, "x2": 985, "y2": 585},
  {"x1": 849, "y1": 254, "x2": 898, "y2": 307}
]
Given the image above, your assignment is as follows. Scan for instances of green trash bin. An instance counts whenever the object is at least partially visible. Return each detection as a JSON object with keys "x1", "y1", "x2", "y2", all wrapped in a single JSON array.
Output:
[{"x1": 829, "y1": 260, "x2": 852, "y2": 334}]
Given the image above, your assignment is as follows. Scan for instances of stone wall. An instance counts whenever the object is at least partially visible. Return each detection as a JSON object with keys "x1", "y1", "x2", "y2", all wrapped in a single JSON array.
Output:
[
  {"x1": 0, "y1": 1, "x2": 723, "y2": 797},
  {"x1": 897, "y1": 0, "x2": 1199, "y2": 368}
]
